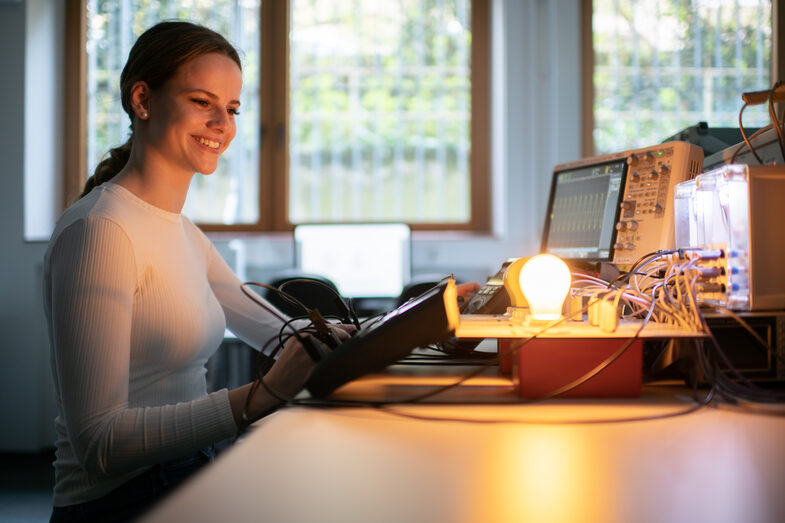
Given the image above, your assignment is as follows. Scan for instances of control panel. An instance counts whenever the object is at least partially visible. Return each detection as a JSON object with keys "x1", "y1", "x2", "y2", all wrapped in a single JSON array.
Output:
[
  {"x1": 548, "y1": 141, "x2": 703, "y2": 270},
  {"x1": 613, "y1": 142, "x2": 703, "y2": 268}
]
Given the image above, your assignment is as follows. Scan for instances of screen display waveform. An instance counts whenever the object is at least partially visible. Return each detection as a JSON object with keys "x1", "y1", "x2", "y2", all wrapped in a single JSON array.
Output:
[{"x1": 543, "y1": 160, "x2": 626, "y2": 260}]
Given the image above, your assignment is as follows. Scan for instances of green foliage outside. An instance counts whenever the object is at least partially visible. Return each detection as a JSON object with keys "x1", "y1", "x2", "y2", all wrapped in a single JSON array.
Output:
[
  {"x1": 287, "y1": 0, "x2": 472, "y2": 223},
  {"x1": 86, "y1": 0, "x2": 473, "y2": 225},
  {"x1": 593, "y1": 0, "x2": 772, "y2": 154}
]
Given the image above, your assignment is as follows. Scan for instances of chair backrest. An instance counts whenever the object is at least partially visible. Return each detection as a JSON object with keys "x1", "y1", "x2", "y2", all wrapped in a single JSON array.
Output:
[
  {"x1": 265, "y1": 270, "x2": 345, "y2": 318},
  {"x1": 396, "y1": 274, "x2": 447, "y2": 307}
]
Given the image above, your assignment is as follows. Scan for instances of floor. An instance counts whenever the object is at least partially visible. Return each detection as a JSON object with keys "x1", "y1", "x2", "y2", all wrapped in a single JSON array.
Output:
[{"x1": 0, "y1": 451, "x2": 54, "y2": 523}]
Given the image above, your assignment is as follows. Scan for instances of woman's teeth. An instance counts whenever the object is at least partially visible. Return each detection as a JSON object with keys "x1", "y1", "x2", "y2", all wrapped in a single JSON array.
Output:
[{"x1": 196, "y1": 137, "x2": 220, "y2": 149}]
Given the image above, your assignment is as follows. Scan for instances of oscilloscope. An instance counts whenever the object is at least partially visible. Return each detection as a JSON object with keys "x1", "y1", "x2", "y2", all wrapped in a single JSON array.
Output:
[{"x1": 541, "y1": 141, "x2": 704, "y2": 270}]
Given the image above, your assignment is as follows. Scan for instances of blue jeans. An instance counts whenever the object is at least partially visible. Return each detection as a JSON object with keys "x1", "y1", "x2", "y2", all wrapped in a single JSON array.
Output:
[{"x1": 50, "y1": 446, "x2": 214, "y2": 523}]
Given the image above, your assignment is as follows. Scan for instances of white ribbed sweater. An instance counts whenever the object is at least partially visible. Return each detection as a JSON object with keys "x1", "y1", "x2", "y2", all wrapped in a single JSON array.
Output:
[{"x1": 43, "y1": 183, "x2": 284, "y2": 506}]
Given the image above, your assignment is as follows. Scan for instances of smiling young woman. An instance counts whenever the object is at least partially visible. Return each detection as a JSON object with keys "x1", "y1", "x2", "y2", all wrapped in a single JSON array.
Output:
[
  {"x1": 113, "y1": 51, "x2": 243, "y2": 212},
  {"x1": 44, "y1": 21, "x2": 341, "y2": 523}
]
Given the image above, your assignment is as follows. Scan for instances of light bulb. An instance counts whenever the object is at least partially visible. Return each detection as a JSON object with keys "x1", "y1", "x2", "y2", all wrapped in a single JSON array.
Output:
[{"x1": 518, "y1": 254, "x2": 571, "y2": 321}]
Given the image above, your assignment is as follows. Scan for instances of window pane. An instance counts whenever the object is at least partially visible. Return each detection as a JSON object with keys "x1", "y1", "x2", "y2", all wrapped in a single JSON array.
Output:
[
  {"x1": 85, "y1": 0, "x2": 259, "y2": 224},
  {"x1": 288, "y1": 0, "x2": 472, "y2": 224},
  {"x1": 593, "y1": 0, "x2": 772, "y2": 155}
]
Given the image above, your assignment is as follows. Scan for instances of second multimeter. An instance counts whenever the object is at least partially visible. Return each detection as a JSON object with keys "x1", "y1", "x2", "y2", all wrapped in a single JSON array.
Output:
[{"x1": 461, "y1": 257, "x2": 529, "y2": 315}]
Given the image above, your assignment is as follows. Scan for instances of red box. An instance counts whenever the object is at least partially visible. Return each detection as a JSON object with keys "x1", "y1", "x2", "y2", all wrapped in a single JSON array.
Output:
[
  {"x1": 512, "y1": 337, "x2": 643, "y2": 398},
  {"x1": 497, "y1": 338, "x2": 515, "y2": 376}
]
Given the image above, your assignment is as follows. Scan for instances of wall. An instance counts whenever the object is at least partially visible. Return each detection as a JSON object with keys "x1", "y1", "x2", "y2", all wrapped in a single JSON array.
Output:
[
  {"x1": 0, "y1": 0, "x2": 581, "y2": 451},
  {"x1": 0, "y1": 0, "x2": 58, "y2": 451}
]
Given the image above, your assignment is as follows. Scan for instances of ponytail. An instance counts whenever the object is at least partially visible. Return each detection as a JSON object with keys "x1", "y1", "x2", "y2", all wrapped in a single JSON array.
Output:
[{"x1": 79, "y1": 136, "x2": 133, "y2": 199}]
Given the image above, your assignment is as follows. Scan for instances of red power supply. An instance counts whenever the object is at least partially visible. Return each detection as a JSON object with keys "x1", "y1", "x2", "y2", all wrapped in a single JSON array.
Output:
[{"x1": 498, "y1": 337, "x2": 643, "y2": 398}]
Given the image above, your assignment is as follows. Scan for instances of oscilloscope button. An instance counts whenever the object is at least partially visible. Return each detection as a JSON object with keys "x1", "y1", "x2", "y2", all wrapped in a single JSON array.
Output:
[{"x1": 624, "y1": 242, "x2": 635, "y2": 250}]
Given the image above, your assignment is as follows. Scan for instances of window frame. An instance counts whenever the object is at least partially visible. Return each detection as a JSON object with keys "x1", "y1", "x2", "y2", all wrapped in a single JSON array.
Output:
[{"x1": 65, "y1": 0, "x2": 491, "y2": 233}]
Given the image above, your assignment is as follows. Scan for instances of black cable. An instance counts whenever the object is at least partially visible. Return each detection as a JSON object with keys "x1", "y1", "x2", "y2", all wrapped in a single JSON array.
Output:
[
  {"x1": 737, "y1": 103, "x2": 765, "y2": 164},
  {"x1": 293, "y1": 303, "x2": 596, "y2": 410},
  {"x1": 730, "y1": 124, "x2": 772, "y2": 163},
  {"x1": 233, "y1": 328, "x2": 298, "y2": 440},
  {"x1": 241, "y1": 282, "x2": 310, "y2": 344},
  {"x1": 375, "y1": 387, "x2": 715, "y2": 425},
  {"x1": 278, "y1": 278, "x2": 361, "y2": 330},
  {"x1": 709, "y1": 306, "x2": 771, "y2": 356},
  {"x1": 768, "y1": 81, "x2": 785, "y2": 161},
  {"x1": 692, "y1": 316, "x2": 785, "y2": 405},
  {"x1": 240, "y1": 252, "x2": 785, "y2": 426},
  {"x1": 237, "y1": 283, "x2": 344, "y2": 435}
]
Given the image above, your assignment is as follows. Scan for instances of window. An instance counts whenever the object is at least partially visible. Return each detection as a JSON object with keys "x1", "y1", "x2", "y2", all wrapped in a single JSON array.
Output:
[
  {"x1": 68, "y1": 0, "x2": 490, "y2": 232},
  {"x1": 587, "y1": 0, "x2": 774, "y2": 155}
]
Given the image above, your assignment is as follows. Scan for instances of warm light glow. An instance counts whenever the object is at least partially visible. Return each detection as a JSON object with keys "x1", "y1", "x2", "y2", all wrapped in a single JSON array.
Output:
[{"x1": 519, "y1": 254, "x2": 571, "y2": 321}]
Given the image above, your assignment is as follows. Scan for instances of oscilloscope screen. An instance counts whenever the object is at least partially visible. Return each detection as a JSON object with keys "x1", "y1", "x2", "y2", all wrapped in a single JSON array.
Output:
[{"x1": 541, "y1": 159, "x2": 627, "y2": 261}]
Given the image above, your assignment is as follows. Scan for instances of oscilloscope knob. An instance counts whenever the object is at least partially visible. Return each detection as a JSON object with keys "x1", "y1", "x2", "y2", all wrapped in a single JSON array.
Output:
[
  {"x1": 659, "y1": 164, "x2": 670, "y2": 174},
  {"x1": 624, "y1": 242, "x2": 635, "y2": 250},
  {"x1": 614, "y1": 242, "x2": 624, "y2": 251},
  {"x1": 615, "y1": 222, "x2": 626, "y2": 231},
  {"x1": 626, "y1": 220, "x2": 639, "y2": 231}
]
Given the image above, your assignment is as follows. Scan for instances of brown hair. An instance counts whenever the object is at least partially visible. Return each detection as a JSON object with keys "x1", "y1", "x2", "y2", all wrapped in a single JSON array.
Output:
[{"x1": 80, "y1": 21, "x2": 242, "y2": 198}]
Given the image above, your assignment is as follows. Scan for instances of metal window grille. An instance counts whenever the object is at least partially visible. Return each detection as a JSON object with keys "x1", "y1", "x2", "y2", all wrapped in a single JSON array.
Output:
[
  {"x1": 86, "y1": 0, "x2": 260, "y2": 224},
  {"x1": 592, "y1": 0, "x2": 772, "y2": 154},
  {"x1": 288, "y1": 0, "x2": 472, "y2": 224},
  {"x1": 86, "y1": 0, "x2": 473, "y2": 226}
]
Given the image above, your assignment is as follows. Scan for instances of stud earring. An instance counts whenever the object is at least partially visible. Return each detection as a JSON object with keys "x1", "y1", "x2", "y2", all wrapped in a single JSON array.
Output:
[{"x1": 140, "y1": 111, "x2": 148, "y2": 119}]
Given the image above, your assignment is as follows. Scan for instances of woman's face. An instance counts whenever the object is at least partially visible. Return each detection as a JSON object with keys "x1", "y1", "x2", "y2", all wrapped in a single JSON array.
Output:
[{"x1": 144, "y1": 52, "x2": 242, "y2": 177}]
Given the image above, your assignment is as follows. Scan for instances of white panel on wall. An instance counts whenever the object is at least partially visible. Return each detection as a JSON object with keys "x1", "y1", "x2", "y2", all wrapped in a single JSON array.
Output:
[{"x1": 24, "y1": 0, "x2": 63, "y2": 241}]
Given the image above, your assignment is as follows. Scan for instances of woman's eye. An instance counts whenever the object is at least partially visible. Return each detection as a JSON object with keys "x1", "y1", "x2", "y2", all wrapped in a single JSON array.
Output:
[
  {"x1": 192, "y1": 98, "x2": 209, "y2": 107},
  {"x1": 228, "y1": 108, "x2": 240, "y2": 116}
]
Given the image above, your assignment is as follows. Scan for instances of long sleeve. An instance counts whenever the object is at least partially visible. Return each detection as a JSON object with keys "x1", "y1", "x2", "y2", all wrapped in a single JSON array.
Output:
[
  {"x1": 47, "y1": 216, "x2": 236, "y2": 480},
  {"x1": 205, "y1": 241, "x2": 294, "y2": 354}
]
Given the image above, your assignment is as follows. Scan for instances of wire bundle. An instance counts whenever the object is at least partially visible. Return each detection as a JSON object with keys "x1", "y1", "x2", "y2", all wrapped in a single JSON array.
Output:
[
  {"x1": 237, "y1": 252, "x2": 784, "y2": 428},
  {"x1": 233, "y1": 280, "x2": 364, "y2": 436},
  {"x1": 573, "y1": 249, "x2": 785, "y2": 406}
]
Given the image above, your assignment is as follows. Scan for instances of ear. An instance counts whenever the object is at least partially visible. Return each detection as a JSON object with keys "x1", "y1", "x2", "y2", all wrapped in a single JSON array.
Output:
[{"x1": 130, "y1": 81, "x2": 151, "y2": 120}]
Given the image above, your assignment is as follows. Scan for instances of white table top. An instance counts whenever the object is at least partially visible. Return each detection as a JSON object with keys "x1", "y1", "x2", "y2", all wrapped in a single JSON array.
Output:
[{"x1": 143, "y1": 364, "x2": 785, "y2": 523}]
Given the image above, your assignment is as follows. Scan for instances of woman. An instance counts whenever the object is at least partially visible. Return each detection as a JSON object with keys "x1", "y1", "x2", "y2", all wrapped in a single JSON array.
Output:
[{"x1": 43, "y1": 21, "x2": 339, "y2": 522}]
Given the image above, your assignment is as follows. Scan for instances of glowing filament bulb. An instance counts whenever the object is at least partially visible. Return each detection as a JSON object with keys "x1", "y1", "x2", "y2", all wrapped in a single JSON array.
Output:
[{"x1": 519, "y1": 254, "x2": 571, "y2": 321}]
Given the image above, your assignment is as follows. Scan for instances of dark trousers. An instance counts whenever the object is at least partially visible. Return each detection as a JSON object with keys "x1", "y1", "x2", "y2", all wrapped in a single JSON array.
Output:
[{"x1": 50, "y1": 446, "x2": 214, "y2": 523}]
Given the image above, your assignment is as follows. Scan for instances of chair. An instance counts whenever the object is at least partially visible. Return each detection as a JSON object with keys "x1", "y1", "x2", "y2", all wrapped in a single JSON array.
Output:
[
  {"x1": 396, "y1": 273, "x2": 453, "y2": 307},
  {"x1": 264, "y1": 270, "x2": 347, "y2": 319}
]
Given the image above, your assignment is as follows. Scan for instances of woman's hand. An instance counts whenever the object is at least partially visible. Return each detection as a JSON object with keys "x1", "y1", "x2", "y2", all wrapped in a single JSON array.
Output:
[
  {"x1": 239, "y1": 322, "x2": 356, "y2": 421},
  {"x1": 230, "y1": 334, "x2": 326, "y2": 427},
  {"x1": 328, "y1": 323, "x2": 356, "y2": 341},
  {"x1": 455, "y1": 281, "x2": 481, "y2": 309},
  {"x1": 262, "y1": 335, "x2": 324, "y2": 398}
]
